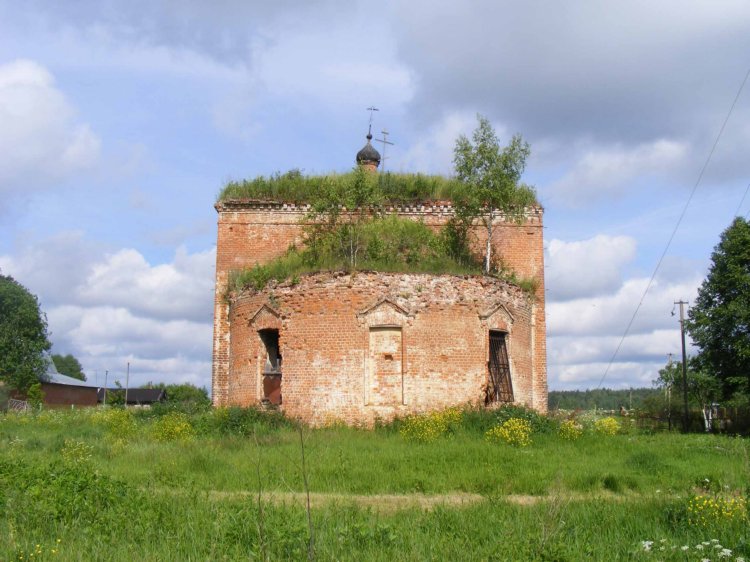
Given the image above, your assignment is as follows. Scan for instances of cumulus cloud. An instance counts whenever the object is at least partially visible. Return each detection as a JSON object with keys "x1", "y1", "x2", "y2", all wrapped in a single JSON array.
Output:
[
  {"x1": 19, "y1": 0, "x2": 306, "y2": 63},
  {"x1": 0, "y1": 231, "x2": 100, "y2": 307},
  {"x1": 550, "y1": 329, "x2": 685, "y2": 367},
  {"x1": 546, "y1": 270, "x2": 702, "y2": 389},
  {"x1": 547, "y1": 139, "x2": 688, "y2": 202},
  {"x1": 552, "y1": 361, "x2": 663, "y2": 390},
  {"x1": 6, "y1": 1, "x2": 412, "y2": 146},
  {"x1": 548, "y1": 332, "x2": 689, "y2": 390},
  {"x1": 389, "y1": 1, "x2": 750, "y2": 143},
  {"x1": 548, "y1": 274, "x2": 701, "y2": 338},
  {"x1": 546, "y1": 235, "x2": 637, "y2": 301},
  {"x1": 394, "y1": 111, "x2": 480, "y2": 174},
  {"x1": 1, "y1": 235, "x2": 216, "y2": 390},
  {"x1": 251, "y1": 20, "x2": 414, "y2": 110},
  {"x1": 49, "y1": 305, "x2": 210, "y2": 360},
  {"x1": 78, "y1": 246, "x2": 215, "y2": 322},
  {"x1": 0, "y1": 59, "x2": 100, "y2": 205}
]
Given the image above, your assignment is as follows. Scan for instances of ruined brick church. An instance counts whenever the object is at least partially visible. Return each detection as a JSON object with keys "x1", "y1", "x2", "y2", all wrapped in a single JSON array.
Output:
[{"x1": 212, "y1": 133, "x2": 547, "y2": 425}]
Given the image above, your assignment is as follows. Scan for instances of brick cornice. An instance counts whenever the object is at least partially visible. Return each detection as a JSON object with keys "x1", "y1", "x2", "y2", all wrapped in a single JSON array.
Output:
[{"x1": 215, "y1": 199, "x2": 543, "y2": 222}]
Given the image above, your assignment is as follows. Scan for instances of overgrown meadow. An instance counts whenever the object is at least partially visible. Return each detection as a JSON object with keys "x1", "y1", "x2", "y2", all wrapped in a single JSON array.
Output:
[{"x1": 1, "y1": 405, "x2": 748, "y2": 561}]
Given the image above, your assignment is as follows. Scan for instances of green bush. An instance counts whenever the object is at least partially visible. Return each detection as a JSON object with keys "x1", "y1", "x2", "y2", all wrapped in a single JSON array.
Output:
[
  {"x1": 686, "y1": 494, "x2": 748, "y2": 529},
  {"x1": 151, "y1": 412, "x2": 195, "y2": 442},
  {"x1": 594, "y1": 417, "x2": 621, "y2": 436},
  {"x1": 0, "y1": 457, "x2": 133, "y2": 527},
  {"x1": 558, "y1": 419, "x2": 583, "y2": 440},
  {"x1": 192, "y1": 406, "x2": 295, "y2": 437},
  {"x1": 26, "y1": 382, "x2": 44, "y2": 408},
  {"x1": 93, "y1": 407, "x2": 138, "y2": 438},
  {"x1": 485, "y1": 418, "x2": 533, "y2": 447},
  {"x1": 460, "y1": 403, "x2": 558, "y2": 435},
  {"x1": 398, "y1": 407, "x2": 463, "y2": 442}
]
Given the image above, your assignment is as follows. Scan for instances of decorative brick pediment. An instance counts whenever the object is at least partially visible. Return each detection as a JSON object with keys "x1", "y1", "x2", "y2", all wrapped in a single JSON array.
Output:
[
  {"x1": 479, "y1": 302, "x2": 514, "y2": 332},
  {"x1": 249, "y1": 303, "x2": 282, "y2": 330},
  {"x1": 357, "y1": 298, "x2": 411, "y2": 327}
]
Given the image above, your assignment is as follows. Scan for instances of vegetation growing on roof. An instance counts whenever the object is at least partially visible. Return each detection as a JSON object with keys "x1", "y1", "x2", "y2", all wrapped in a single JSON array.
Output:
[
  {"x1": 228, "y1": 166, "x2": 537, "y2": 294},
  {"x1": 218, "y1": 169, "x2": 475, "y2": 204},
  {"x1": 228, "y1": 215, "x2": 486, "y2": 293},
  {"x1": 223, "y1": 116, "x2": 540, "y2": 293},
  {"x1": 228, "y1": 218, "x2": 537, "y2": 294}
]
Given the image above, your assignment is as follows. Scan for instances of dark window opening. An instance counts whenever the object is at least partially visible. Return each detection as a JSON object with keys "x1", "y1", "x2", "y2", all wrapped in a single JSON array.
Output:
[
  {"x1": 259, "y1": 329, "x2": 282, "y2": 405},
  {"x1": 259, "y1": 329, "x2": 282, "y2": 374},
  {"x1": 487, "y1": 330, "x2": 513, "y2": 404}
]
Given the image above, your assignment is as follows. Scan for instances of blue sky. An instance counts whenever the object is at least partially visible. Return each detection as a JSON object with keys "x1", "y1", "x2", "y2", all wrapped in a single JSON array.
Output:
[{"x1": 1, "y1": 0, "x2": 749, "y2": 391}]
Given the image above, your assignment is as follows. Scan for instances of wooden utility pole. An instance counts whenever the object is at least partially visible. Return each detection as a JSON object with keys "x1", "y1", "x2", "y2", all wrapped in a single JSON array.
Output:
[
  {"x1": 125, "y1": 362, "x2": 130, "y2": 405},
  {"x1": 666, "y1": 353, "x2": 673, "y2": 430},
  {"x1": 674, "y1": 300, "x2": 690, "y2": 432}
]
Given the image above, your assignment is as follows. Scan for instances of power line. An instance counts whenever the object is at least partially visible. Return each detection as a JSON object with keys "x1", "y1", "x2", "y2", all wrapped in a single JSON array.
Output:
[
  {"x1": 735, "y1": 181, "x2": 750, "y2": 217},
  {"x1": 596, "y1": 67, "x2": 750, "y2": 389}
]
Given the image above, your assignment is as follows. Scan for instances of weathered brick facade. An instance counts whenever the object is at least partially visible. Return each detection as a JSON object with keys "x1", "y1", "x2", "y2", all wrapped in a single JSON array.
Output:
[{"x1": 212, "y1": 201, "x2": 547, "y2": 424}]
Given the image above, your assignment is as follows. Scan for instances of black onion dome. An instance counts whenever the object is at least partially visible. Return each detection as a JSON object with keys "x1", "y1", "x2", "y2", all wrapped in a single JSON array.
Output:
[{"x1": 356, "y1": 133, "x2": 381, "y2": 165}]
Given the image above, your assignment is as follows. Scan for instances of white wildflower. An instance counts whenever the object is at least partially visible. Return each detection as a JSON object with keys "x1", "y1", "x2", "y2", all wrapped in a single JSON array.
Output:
[
  {"x1": 642, "y1": 540, "x2": 654, "y2": 552},
  {"x1": 718, "y1": 550, "x2": 732, "y2": 558}
]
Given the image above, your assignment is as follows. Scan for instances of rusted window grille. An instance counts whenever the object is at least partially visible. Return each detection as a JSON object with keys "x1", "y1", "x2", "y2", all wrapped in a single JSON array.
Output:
[{"x1": 487, "y1": 331, "x2": 513, "y2": 404}]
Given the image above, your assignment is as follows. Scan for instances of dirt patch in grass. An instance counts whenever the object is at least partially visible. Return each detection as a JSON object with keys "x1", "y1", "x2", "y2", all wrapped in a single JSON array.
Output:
[
  {"x1": 176, "y1": 489, "x2": 645, "y2": 512},
  {"x1": 206, "y1": 490, "x2": 484, "y2": 513}
]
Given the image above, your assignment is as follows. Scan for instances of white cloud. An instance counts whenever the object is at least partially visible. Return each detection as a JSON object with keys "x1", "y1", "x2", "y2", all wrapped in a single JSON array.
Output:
[
  {"x1": 550, "y1": 329, "x2": 686, "y2": 367},
  {"x1": 0, "y1": 230, "x2": 100, "y2": 307},
  {"x1": 250, "y1": 16, "x2": 414, "y2": 112},
  {"x1": 78, "y1": 246, "x2": 215, "y2": 322},
  {"x1": 389, "y1": 1, "x2": 750, "y2": 143},
  {"x1": 1, "y1": 235, "x2": 216, "y2": 390},
  {"x1": 546, "y1": 235, "x2": 637, "y2": 301},
  {"x1": 0, "y1": 59, "x2": 100, "y2": 203},
  {"x1": 548, "y1": 139, "x2": 688, "y2": 202},
  {"x1": 548, "y1": 274, "x2": 701, "y2": 338},
  {"x1": 50, "y1": 305, "x2": 210, "y2": 359},
  {"x1": 546, "y1": 270, "x2": 703, "y2": 389},
  {"x1": 552, "y1": 361, "x2": 662, "y2": 390},
  {"x1": 395, "y1": 111, "x2": 483, "y2": 175}
]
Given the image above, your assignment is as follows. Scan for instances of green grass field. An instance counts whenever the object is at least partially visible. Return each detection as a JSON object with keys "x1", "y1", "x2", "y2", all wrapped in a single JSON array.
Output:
[{"x1": 1, "y1": 406, "x2": 748, "y2": 561}]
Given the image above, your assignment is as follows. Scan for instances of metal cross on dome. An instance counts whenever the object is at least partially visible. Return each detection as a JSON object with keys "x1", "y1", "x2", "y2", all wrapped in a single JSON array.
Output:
[
  {"x1": 366, "y1": 106, "x2": 379, "y2": 135},
  {"x1": 376, "y1": 129, "x2": 395, "y2": 172}
]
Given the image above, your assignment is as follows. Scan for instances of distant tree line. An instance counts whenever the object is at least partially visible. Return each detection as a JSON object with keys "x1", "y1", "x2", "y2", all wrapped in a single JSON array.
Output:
[{"x1": 548, "y1": 388, "x2": 661, "y2": 411}]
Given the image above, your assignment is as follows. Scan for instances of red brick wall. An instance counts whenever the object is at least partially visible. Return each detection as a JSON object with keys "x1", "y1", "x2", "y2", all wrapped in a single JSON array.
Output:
[
  {"x1": 213, "y1": 201, "x2": 547, "y2": 417},
  {"x1": 40, "y1": 383, "x2": 99, "y2": 408},
  {"x1": 227, "y1": 272, "x2": 538, "y2": 426}
]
